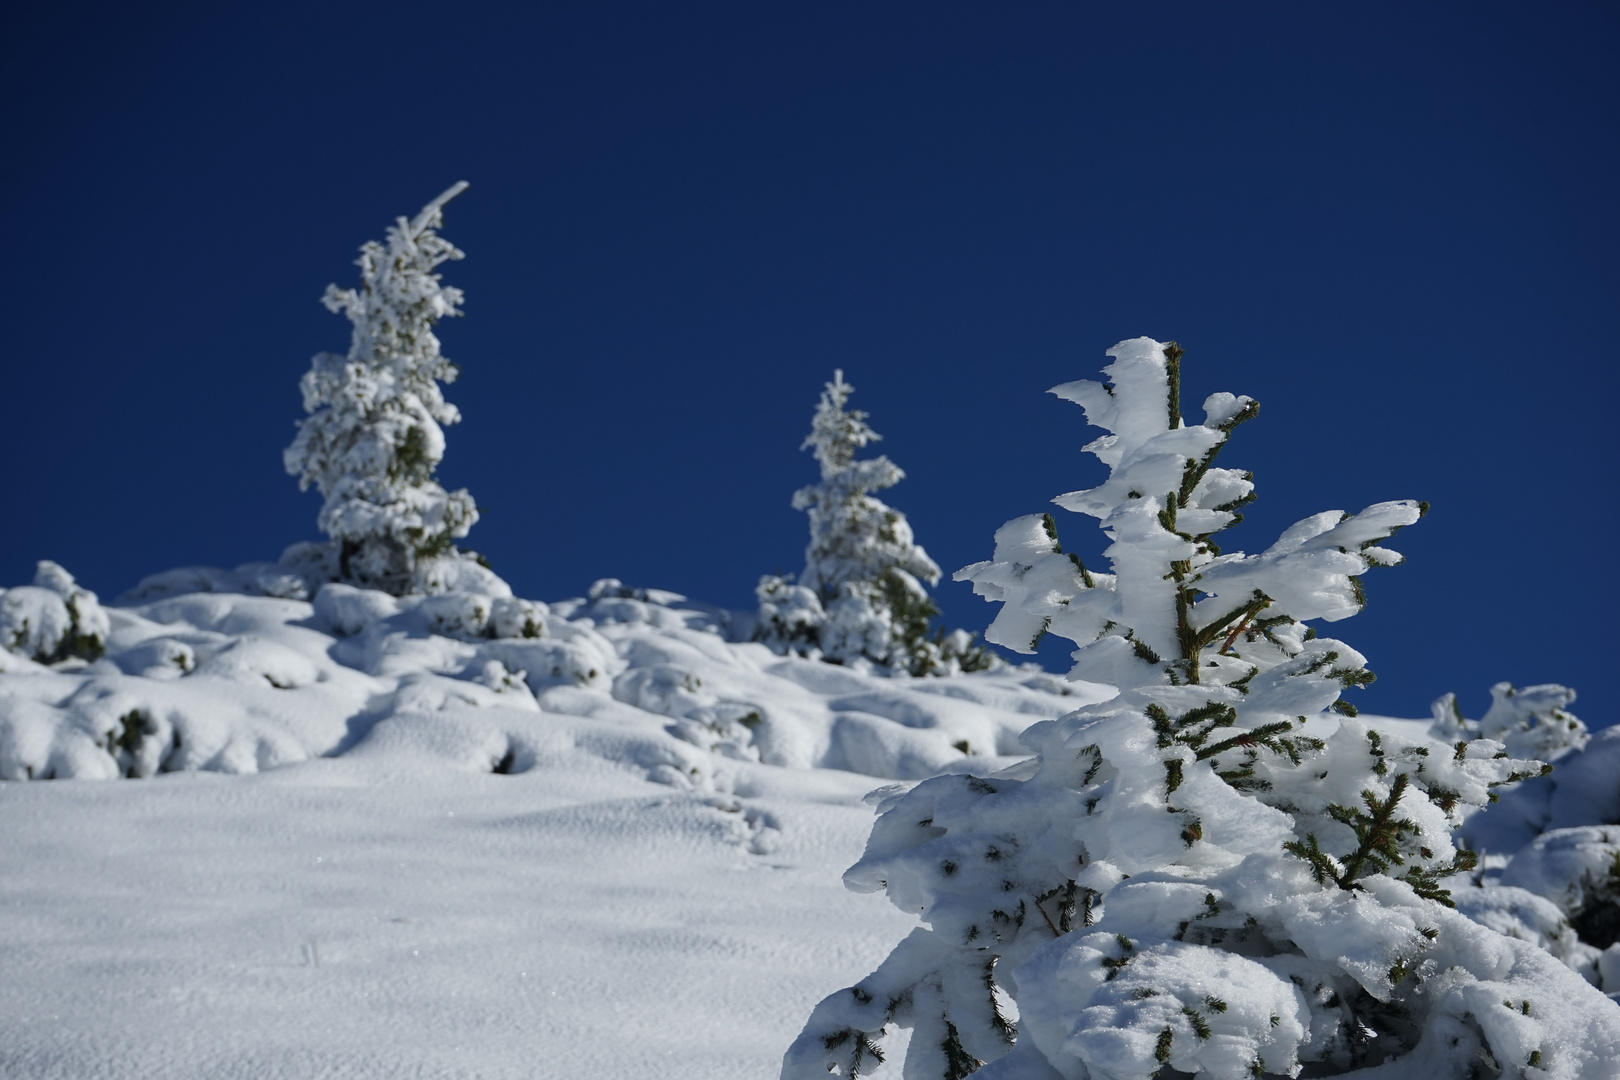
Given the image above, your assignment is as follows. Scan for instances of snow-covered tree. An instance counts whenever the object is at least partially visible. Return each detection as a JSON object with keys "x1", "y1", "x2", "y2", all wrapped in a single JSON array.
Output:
[
  {"x1": 786, "y1": 339, "x2": 1619, "y2": 1079},
  {"x1": 758, "y1": 371, "x2": 993, "y2": 676},
  {"x1": 284, "y1": 182, "x2": 484, "y2": 596}
]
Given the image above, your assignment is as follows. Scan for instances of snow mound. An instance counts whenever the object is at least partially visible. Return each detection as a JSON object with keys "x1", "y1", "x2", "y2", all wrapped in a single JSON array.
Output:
[
  {"x1": 0, "y1": 560, "x2": 109, "y2": 666},
  {"x1": 0, "y1": 565, "x2": 1099, "y2": 788}
]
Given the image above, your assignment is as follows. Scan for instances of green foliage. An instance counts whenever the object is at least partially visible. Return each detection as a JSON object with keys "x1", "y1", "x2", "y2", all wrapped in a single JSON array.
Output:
[
  {"x1": 1146, "y1": 701, "x2": 1323, "y2": 794},
  {"x1": 51, "y1": 596, "x2": 106, "y2": 663},
  {"x1": 941, "y1": 1019, "x2": 981, "y2": 1080},
  {"x1": 820, "y1": 1028, "x2": 886, "y2": 1079},
  {"x1": 1279, "y1": 772, "x2": 1478, "y2": 907}
]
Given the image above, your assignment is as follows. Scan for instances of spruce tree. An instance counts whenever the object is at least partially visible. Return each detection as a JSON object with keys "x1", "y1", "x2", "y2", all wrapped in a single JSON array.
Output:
[
  {"x1": 785, "y1": 339, "x2": 1616, "y2": 1079},
  {"x1": 758, "y1": 371, "x2": 990, "y2": 675},
  {"x1": 284, "y1": 182, "x2": 482, "y2": 596}
]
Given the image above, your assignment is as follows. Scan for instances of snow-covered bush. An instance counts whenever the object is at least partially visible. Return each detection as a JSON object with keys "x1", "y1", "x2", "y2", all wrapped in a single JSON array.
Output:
[
  {"x1": 1448, "y1": 714, "x2": 1620, "y2": 993},
  {"x1": 284, "y1": 181, "x2": 484, "y2": 596},
  {"x1": 1430, "y1": 683, "x2": 1588, "y2": 763},
  {"x1": 760, "y1": 371, "x2": 995, "y2": 677},
  {"x1": 0, "y1": 561, "x2": 109, "y2": 665},
  {"x1": 757, "y1": 575, "x2": 827, "y2": 657},
  {"x1": 1500, "y1": 827, "x2": 1620, "y2": 950},
  {"x1": 1460, "y1": 722, "x2": 1620, "y2": 858},
  {"x1": 787, "y1": 338, "x2": 1620, "y2": 1079}
]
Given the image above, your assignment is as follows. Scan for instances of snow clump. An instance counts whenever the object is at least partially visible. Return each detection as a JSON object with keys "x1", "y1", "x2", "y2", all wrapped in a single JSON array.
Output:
[
  {"x1": 0, "y1": 560, "x2": 109, "y2": 666},
  {"x1": 1446, "y1": 709, "x2": 1620, "y2": 996}
]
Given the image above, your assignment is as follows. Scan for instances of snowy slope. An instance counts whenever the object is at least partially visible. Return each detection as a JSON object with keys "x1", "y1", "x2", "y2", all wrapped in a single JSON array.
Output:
[
  {"x1": 0, "y1": 566, "x2": 1097, "y2": 1079},
  {"x1": 0, "y1": 742, "x2": 917, "y2": 1079},
  {"x1": 3, "y1": 562, "x2": 1616, "y2": 1078}
]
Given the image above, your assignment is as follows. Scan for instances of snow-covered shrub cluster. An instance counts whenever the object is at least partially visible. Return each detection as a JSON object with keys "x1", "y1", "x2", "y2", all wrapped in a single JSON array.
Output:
[
  {"x1": 1, "y1": 561, "x2": 109, "y2": 666},
  {"x1": 284, "y1": 181, "x2": 485, "y2": 596},
  {"x1": 0, "y1": 556, "x2": 1081, "y2": 787},
  {"x1": 787, "y1": 339, "x2": 1620, "y2": 1079},
  {"x1": 758, "y1": 370, "x2": 995, "y2": 678},
  {"x1": 1429, "y1": 686, "x2": 1620, "y2": 997},
  {"x1": 0, "y1": 574, "x2": 596, "y2": 782},
  {"x1": 559, "y1": 578, "x2": 1091, "y2": 777},
  {"x1": 1431, "y1": 682, "x2": 1589, "y2": 764}
]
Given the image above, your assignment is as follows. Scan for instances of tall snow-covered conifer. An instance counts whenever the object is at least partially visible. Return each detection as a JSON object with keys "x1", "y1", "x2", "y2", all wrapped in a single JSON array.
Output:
[
  {"x1": 786, "y1": 339, "x2": 1618, "y2": 1079},
  {"x1": 284, "y1": 182, "x2": 482, "y2": 596},
  {"x1": 758, "y1": 371, "x2": 987, "y2": 675}
]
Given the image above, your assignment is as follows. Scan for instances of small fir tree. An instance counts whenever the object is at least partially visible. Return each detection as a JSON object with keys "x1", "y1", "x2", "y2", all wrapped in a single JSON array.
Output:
[
  {"x1": 785, "y1": 339, "x2": 1616, "y2": 1079},
  {"x1": 758, "y1": 371, "x2": 991, "y2": 675},
  {"x1": 284, "y1": 182, "x2": 482, "y2": 596}
]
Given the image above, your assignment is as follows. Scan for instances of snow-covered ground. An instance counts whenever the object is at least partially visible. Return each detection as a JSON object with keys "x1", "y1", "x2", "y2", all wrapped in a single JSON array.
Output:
[
  {"x1": 1, "y1": 737, "x2": 913, "y2": 1079},
  {"x1": 3, "y1": 562, "x2": 1616, "y2": 1078},
  {"x1": 0, "y1": 568, "x2": 1093, "y2": 1078}
]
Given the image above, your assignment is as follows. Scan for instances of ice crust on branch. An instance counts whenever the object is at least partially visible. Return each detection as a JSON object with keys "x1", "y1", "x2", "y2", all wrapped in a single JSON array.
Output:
[
  {"x1": 787, "y1": 338, "x2": 1620, "y2": 1080},
  {"x1": 758, "y1": 371, "x2": 993, "y2": 677},
  {"x1": 284, "y1": 182, "x2": 486, "y2": 597}
]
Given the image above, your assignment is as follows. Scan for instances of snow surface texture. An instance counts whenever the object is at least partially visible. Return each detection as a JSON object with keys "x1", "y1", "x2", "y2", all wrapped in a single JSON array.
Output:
[
  {"x1": 0, "y1": 712, "x2": 920, "y2": 1080},
  {"x1": 790, "y1": 339, "x2": 1620, "y2": 1079}
]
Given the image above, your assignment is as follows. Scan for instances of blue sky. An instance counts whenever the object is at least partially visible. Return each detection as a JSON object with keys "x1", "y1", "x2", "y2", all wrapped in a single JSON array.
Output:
[{"x1": 3, "y1": 2, "x2": 1615, "y2": 724}]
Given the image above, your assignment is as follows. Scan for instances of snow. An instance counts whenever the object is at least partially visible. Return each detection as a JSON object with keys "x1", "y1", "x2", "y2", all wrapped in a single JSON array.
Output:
[
  {"x1": 3, "y1": 560, "x2": 1617, "y2": 1077},
  {"x1": 0, "y1": 562, "x2": 1091, "y2": 1078},
  {"x1": 0, "y1": 751, "x2": 916, "y2": 1079}
]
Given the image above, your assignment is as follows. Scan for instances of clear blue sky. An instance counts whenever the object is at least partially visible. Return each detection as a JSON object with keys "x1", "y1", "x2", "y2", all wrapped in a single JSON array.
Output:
[{"x1": 3, "y1": 2, "x2": 1615, "y2": 725}]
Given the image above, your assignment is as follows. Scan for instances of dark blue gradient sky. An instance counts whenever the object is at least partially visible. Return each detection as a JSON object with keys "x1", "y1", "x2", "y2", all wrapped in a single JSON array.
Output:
[{"x1": 3, "y1": 2, "x2": 1615, "y2": 724}]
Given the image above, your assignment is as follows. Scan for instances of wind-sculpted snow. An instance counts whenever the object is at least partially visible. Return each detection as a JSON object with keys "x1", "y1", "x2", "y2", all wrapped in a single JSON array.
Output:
[{"x1": 0, "y1": 563, "x2": 1090, "y2": 789}]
